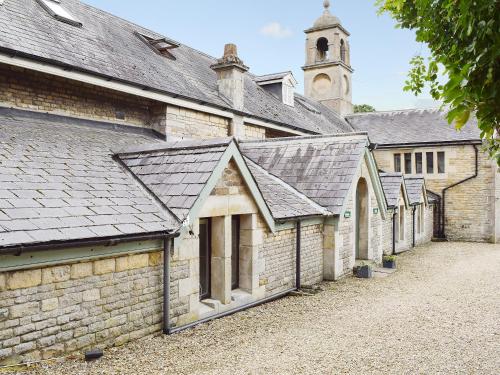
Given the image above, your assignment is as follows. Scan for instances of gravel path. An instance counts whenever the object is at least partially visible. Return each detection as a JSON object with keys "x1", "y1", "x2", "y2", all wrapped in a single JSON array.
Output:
[{"x1": 17, "y1": 242, "x2": 500, "y2": 375}]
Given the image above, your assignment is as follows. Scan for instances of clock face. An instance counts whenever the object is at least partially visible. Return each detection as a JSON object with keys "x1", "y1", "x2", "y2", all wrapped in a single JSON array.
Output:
[{"x1": 312, "y1": 73, "x2": 332, "y2": 97}]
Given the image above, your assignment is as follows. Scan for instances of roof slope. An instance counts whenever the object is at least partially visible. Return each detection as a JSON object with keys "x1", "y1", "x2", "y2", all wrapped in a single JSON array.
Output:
[
  {"x1": 245, "y1": 158, "x2": 330, "y2": 221},
  {"x1": 0, "y1": 109, "x2": 178, "y2": 249},
  {"x1": 118, "y1": 139, "x2": 233, "y2": 221},
  {"x1": 240, "y1": 134, "x2": 369, "y2": 215},
  {"x1": 347, "y1": 109, "x2": 481, "y2": 145},
  {"x1": 404, "y1": 176, "x2": 425, "y2": 205},
  {"x1": 0, "y1": 0, "x2": 352, "y2": 135},
  {"x1": 379, "y1": 173, "x2": 405, "y2": 208}
]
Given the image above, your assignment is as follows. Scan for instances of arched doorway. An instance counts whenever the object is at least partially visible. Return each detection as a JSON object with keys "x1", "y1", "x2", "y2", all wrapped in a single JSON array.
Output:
[{"x1": 355, "y1": 178, "x2": 369, "y2": 259}]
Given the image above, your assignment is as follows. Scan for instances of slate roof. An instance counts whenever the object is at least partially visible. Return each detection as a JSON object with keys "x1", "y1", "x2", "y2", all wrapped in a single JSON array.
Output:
[
  {"x1": 117, "y1": 139, "x2": 233, "y2": 221},
  {"x1": 0, "y1": 0, "x2": 352, "y2": 135},
  {"x1": 379, "y1": 173, "x2": 405, "y2": 208},
  {"x1": 254, "y1": 72, "x2": 293, "y2": 83},
  {"x1": 347, "y1": 109, "x2": 481, "y2": 146},
  {"x1": 245, "y1": 158, "x2": 330, "y2": 221},
  {"x1": 240, "y1": 134, "x2": 369, "y2": 215},
  {"x1": 0, "y1": 108, "x2": 179, "y2": 249},
  {"x1": 426, "y1": 190, "x2": 440, "y2": 204},
  {"x1": 404, "y1": 176, "x2": 425, "y2": 205}
]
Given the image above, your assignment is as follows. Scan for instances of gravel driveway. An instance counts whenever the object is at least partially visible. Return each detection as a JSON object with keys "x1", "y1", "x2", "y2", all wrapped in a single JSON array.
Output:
[{"x1": 16, "y1": 242, "x2": 500, "y2": 374}]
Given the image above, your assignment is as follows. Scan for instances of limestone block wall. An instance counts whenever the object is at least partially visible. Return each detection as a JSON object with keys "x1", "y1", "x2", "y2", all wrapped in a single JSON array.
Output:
[
  {"x1": 0, "y1": 64, "x2": 162, "y2": 129},
  {"x1": 260, "y1": 223, "x2": 324, "y2": 296},
  {"x1": 166, "y1": 104, "x2": 229, "y2": 139},
  {"x1": 382, "y1": 212, "x2": 394, "y2": 256},
  {"x1": 299, "y1": 224, "x2": 324, "y2": 286},
  {"x1": 0, "y1": 248, "x2": 191, "y2": 365},
  {"x1": 244, "y1": 124, "x2": 266, "y2": 140},
  {"x1": 374, "y1": 146, "x2": 497, "y2": 242}
]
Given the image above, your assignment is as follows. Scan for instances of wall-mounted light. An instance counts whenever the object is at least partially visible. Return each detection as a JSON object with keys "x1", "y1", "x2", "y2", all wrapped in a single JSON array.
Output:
[
  {"x1": 373, "y1": 208, "x2": 379, "y2": 214},
  {"x1": 344, "y1": 211, "x2": 351, "y2": 219}
]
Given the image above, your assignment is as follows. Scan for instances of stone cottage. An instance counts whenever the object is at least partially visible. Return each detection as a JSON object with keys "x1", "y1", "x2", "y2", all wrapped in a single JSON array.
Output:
[
  {"x1": 0, "y1": 0, "x2": 492, "y2": 365},
  {"x1": 379, "y1": 173, "x2": 433, "y2": 254}
]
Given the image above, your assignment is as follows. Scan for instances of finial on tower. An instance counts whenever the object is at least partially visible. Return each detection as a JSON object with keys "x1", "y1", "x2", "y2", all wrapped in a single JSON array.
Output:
[{"x1": 324, "y1": 0, "x2": 330, "y2": 12}]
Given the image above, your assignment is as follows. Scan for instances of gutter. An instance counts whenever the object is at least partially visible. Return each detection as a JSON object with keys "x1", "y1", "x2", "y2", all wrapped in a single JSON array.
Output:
[
  {"x1": 412, "y1": 205, "x2": 417, "y2": 248},
  {"x1": 0, "y1": 231, "x2": 177, "y2": 256},
  {"x1": 439, "y1": 145, "x2": 479, "y2": 238},
  {"x1": 296, "y1": 220, "x2": 302, "y2": 290},
  {"x1": 392, "y1": 209, "x2": 397, "y2": 255},
  {"x1": 374, "y1": 140, "x2": 482, "y2": 149}
]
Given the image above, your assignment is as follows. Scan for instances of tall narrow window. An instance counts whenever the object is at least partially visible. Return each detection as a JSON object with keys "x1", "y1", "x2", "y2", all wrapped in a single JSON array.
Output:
[
  {"x1": 199, "y1": 219, "x2": 211, "y2": 300},
  {"x1": 404, "y1": 153, "x2": 412, "y2": 174},
  {"x1": 394, "y1": 154, "x2": 401, "y2": 173},
  {"x1": 438, "y1": 152, "x2": 445, "y2": 173},
  {"x1": 231, "y1": 216, "x2": 240, "y2": 290},
  {"x1": 316, "y1": 37, "x2": 329, "y2": 61},
  {"x1": 426, "y1": 152, "x2": 434, "y2": 174},
  {"x1": 340, "y1": 39, "x2": 346, "y2": 62},
  {"x1": 415, "y1": 153, "x2": 423, "y2": 174}
]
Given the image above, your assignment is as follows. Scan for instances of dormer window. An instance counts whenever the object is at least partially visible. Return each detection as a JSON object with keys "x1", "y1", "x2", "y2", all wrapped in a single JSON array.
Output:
[
  {"x1": 37, "y1": 0, "x2": 82, "y2": 27},
  {"x1": 255, "y1": 72, "x2": 297, "y2": 107},
  {"x1": 135, "y1": 32, "x2": 180, "y2": 60}
]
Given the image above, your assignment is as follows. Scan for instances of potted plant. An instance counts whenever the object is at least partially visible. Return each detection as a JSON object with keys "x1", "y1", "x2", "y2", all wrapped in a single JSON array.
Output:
[
  {"x1": 355, "y1": 262, "x2": 373, "y2": 279},
  {"x1": 383, "y1": 255, "x2": 397, "y2": 269}
]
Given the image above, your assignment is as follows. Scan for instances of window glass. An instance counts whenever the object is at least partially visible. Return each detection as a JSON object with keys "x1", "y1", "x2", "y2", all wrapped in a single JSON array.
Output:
[
  {"x1": 38, "y1": 0, "x2": 81, "y2": 26},
  {"x1": 415, "y1": 153, "x2": 423, "y2": 174},
  {"x1": 394, "y1": 154, "x2": 401, "y2": 173},
  {"x1": 426, "y1": 152, "x2": 434, "y2": 174},
  {"x1": 404, "y1": 153, "x2": 412, "y2": 174},
  {"x1": 438, "y1": 152, "x2": 445, "y2": 173}
]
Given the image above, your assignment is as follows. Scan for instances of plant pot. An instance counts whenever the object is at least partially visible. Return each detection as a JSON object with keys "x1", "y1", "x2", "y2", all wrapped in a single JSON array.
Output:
[
  {"x1": 383, "y1": 260, "x2": 396, "y2": 269},
  {"x1": 356, "y1": 265, "x2": 372, "y2": 279}
]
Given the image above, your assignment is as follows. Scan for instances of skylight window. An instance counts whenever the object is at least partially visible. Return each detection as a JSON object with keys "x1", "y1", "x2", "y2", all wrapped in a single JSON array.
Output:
[
  {"x1": 135, "y1": 32, "x2": 180, "y2": 60},
  {"x1": 37, "y1": 0, "x2": 82, "y2": 27}
]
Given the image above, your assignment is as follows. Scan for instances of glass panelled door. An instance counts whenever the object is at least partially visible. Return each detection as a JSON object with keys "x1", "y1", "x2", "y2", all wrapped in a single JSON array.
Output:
[
  {"x1": 231, "y1": 216, "x2": 240, "y2": 290},
  {"x1": 199, "y1": 219, "x2": 211, "y2": 300}
]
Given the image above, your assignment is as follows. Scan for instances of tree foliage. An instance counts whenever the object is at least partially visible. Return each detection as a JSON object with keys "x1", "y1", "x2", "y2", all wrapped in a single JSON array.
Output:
[
  {"x1": 354, "y1": 104, "x2": 377, "y2": 113},
  {"x1": 376, "y1": 0, "x2": 500, "y2": 164}
]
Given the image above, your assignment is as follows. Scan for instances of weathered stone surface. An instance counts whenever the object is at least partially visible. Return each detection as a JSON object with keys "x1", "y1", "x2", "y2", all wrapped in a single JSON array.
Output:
[
  {"x1": 0, "y1": 274, "x2": 6, "y2": 292},
  {"x1": 41, "y1": 298, "x2": 59, "y2": 312},
  {"x1": 7, "y1": 269, "x2": 41, "y2": 290},
  {"x1": 0, "y1": 308, "x2": 8, "y2": 322},
  {"x1": 148, "y1": 252, "x2": 162, "y2": 267},
  {"x1": 94, "y1": 259, "x2": 115, "y2": 275},
  {"x1": 10, "y1": 303, "x2": 39, "y2": 319},
  {"x1": 70, "y1": 263, "x2": 93, "y2": 279},
  {"x1": 82, "y1": 289, "x2": 100, "y2": 302},
  {"x1": 42, "y1": 266, "x2": 70, "y2": 284}
]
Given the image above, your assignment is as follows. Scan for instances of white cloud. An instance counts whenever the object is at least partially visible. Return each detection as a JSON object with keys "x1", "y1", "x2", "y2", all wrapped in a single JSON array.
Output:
[{"x1": 260, "y1": 22, "x2": 293, "y2": 39}]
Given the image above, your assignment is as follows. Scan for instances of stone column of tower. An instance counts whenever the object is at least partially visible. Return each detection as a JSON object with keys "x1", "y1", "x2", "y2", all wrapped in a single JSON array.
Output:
[{"x1": 302, "y1": 0, "x2": 353, "y2": 116}]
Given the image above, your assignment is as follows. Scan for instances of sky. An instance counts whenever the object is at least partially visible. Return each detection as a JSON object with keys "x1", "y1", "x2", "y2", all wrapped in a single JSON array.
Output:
[{"x1": 83, "y1": 0, "x2": 439, "y2": 111}]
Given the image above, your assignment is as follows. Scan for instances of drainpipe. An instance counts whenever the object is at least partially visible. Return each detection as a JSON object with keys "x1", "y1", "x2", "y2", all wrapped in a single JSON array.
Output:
[
  {"x1": 296, "y1": 220, "x2": 302, "y2": 290},
  {"x1": 392, "y1": 209, "x2": 397, "y2": 255},
  {"x1": 163, "y1": 236, "x2": 172, "y2": 334},
  {"x1": 440, "y1": 145, "x2": 479, "y2": 238},
  {"x1": 412, "y1": 206, "x2": 417, "y2": 248}
]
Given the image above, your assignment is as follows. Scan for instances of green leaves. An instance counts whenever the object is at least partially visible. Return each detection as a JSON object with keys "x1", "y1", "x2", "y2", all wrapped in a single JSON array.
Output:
[
  {"x1": 354, "y1": 104, "x2": 377, "y2": 113},
  {"x1": 378, "y1": 0, "x2": 500, "y2": 165}
]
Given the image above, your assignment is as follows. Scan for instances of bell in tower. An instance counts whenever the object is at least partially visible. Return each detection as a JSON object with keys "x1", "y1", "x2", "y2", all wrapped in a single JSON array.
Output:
[{"x1": 303, "y1": 0, "x2": 353, "y2": 116}]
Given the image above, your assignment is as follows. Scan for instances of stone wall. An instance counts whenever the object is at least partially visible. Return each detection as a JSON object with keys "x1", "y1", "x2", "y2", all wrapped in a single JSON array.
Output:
[
  {"x1": 374, "y1": 145, "x2": 497, "y2": 242},
  {"x1": 166, "y1": 105, "x2": 229, "y2": 139},
  {"x1": 0, "y1": 248, "x2": 190, "y2": 365},
  {"x1": 337, "y1": 160, "x2": 386, "y2": 277},
  {"x1": 0, "y1": 64, "x2": 162, "y2": 130},
  {"x1": 260, "y1": 223, "x2": 324, "y2": 296},
  {"x1": 244, "y1": 124, "x2": 266, "y2": 140}
]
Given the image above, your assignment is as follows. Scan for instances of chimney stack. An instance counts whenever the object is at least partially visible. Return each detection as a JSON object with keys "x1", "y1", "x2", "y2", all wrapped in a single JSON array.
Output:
[{"x1": 211, "y1": 43, "x2": 248, "y2": 111}]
